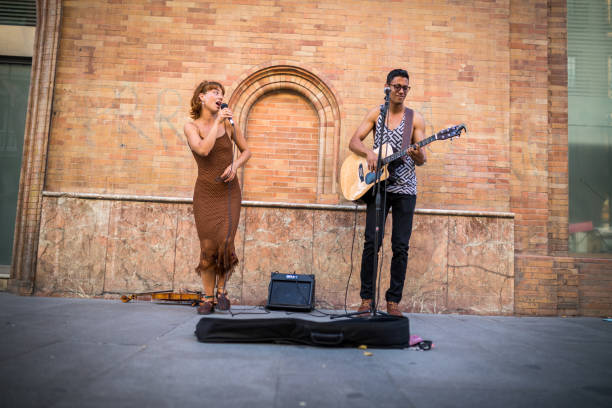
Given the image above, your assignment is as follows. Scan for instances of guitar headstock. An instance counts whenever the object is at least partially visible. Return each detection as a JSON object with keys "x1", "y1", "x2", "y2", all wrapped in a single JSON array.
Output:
[{"x1": 435, "y1": 124, "x2": 467, "y2": 141}]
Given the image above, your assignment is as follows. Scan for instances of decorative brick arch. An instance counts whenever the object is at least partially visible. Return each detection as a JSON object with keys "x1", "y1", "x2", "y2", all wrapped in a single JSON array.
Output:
[
  {"x1": 9, "y1": 0, "x2": 62, "y2": 294},
  {"x1": 228, "y1": 65, "x2": 341, "y2": 201}
]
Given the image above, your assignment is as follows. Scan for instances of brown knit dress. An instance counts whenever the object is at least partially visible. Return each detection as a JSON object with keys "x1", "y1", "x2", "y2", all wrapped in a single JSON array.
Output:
[{"x1": 192, "y1": 132, "x2": 241, "y2": 280}]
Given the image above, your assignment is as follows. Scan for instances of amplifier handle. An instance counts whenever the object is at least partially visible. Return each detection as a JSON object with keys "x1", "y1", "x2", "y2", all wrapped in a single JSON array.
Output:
[{"x1": 310, "y1": 331, "x2": 344, "y2": 346}]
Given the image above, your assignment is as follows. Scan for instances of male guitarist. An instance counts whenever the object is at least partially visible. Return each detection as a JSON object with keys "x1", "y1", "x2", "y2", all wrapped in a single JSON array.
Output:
[{"x1": 348, "y1": 68, "x2": 426, "y2": 317}]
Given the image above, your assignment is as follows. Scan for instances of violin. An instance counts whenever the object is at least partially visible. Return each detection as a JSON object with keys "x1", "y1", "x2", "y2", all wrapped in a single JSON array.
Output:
[{"x1": 120, "y1": 290, "x2": 203, "y2": 307}]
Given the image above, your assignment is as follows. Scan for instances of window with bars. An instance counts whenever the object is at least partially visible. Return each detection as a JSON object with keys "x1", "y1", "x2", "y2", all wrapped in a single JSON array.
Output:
[{"x1": 0, "y1": 0, "x2": 36, "y2": 27}]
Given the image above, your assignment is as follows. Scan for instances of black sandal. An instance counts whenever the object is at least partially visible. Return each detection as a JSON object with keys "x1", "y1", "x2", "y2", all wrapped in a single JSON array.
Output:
[{"x1": 216, "y1": 292, "x2": 231, "y2": 311}]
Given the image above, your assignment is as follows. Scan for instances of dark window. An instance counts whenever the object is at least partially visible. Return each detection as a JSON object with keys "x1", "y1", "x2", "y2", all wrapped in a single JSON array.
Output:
[
  {"x1": 0, "y1": 0, "x2": 36, "y2": 26},
  {"x1": 568, "y1": 0, "x2": 612, "y2": 254},
  {"x1": 0, "y1": 60, "x2": 30, "y2": 266}
]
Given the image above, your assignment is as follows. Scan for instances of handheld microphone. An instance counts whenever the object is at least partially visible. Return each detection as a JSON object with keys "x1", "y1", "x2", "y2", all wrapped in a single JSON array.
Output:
[
  {"x1": 384, "y1": 87, "x2": 391, "y2": 95},
  {"x1": 219, "y1": 103, "x2": 235, "y2": 126}
]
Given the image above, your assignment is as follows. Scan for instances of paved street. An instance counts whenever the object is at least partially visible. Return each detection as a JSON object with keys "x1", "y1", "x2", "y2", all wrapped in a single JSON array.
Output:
[{"x1": 1, "y1": 292, "x2": 611, "y2": 408}]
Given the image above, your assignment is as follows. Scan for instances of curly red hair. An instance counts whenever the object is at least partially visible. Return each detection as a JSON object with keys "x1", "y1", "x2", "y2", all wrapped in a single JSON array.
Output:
[{"x1": 190, "y1": 81, "x2": 225, "y2": 119}]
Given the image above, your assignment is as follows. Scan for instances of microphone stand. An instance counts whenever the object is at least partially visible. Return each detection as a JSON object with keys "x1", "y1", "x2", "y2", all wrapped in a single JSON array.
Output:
[
  {"x1": 331, "y1": 89, "x2": 391, "y2": 320},
  {"x1": 368, "y1": 90, "x2": 391, "y2": 317}
]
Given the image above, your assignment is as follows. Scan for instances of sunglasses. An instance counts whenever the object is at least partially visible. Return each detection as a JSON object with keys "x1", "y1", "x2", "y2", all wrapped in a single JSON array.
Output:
[{"x1": 391, "y1": 84, "x2": 411, "y2": 92}]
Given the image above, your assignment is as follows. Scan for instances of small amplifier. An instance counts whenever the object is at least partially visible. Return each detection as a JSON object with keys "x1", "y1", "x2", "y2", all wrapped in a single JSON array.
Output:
[{"x1": 265, "y1": 272, "x2": 315, "y2": 312}]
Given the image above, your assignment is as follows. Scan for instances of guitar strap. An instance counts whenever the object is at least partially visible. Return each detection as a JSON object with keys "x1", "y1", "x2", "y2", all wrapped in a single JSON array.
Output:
[
  {"x1": 372, "y1": 107, "x2": 414, "y2": 151},
  {"x1": 400, "y1": 107, "x2": 414, "y2": 158}
]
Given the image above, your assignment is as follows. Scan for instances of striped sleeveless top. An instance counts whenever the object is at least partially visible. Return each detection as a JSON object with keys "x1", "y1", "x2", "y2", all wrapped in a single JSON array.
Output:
[{"x1": 372, "y1": 110, "x2": 417, "y2": 195}]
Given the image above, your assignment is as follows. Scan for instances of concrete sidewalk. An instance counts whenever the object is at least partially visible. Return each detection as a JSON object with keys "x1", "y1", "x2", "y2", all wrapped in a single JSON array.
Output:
[{"x1": 0, "y1": 292, "x2": 611, "y2": 408}]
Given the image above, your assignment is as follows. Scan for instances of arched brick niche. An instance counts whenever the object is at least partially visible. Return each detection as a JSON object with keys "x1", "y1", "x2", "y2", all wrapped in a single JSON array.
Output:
[
  {"x1": 228, "y1": 65, "x2": 341, "y2": 203},
  {"x1": 242, "y1": 90, "x2": 319, "y2": 203}
]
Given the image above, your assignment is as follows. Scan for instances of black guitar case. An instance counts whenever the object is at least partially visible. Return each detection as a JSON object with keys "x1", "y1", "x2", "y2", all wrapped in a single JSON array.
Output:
[{"x1": 195, "y1": 315, "x2": 410, "y2": 348}]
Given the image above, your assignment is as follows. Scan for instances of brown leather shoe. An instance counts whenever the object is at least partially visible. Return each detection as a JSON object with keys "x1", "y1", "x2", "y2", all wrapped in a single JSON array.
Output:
[
  {"x1": 216, "y1": 292, "x2": 231, "y2": 311},
  {"x1": 197, "y1": 297, "x2": 214, "y2": 315},
  {"x1": 357, "y1": 299, "x2": 372, "y2": 314},
  {"x1": 386, "y1": 301, "x2": 402, "y2": 317}
]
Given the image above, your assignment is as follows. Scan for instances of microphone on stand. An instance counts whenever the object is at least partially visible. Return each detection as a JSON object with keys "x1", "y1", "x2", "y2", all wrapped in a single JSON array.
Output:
[
  {"x1": 384, "y1": 87, "x2": 391, "y2": 100},
  {"x1": 219, "y1": 103, "x2": 235, "y2": 126}
]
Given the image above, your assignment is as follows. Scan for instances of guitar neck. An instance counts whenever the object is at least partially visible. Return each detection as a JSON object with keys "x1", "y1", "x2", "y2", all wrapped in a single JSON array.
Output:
[{"x1": 381, "y1": 134, "x2": 437, "y2": 165}]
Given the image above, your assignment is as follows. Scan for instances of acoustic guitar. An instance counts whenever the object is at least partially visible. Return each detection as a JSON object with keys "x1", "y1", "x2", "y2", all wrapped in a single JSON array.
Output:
[{"x1": 340, "y1": 124, "x2": 466, "y2": 201}]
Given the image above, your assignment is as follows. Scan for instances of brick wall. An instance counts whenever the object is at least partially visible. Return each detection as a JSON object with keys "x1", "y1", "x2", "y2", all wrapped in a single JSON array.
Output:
[
  {"x1": 547, "y1": 0, "x2": 569, "y2": 256},
  {"x1": 509, "y1": 0, "x2": 550, "y2": 255},
  {"x1": 515, "y1": 255, "x2": 612, "y2": 316},
  {"x1": 47, "y1": 0, "x2": 513, "y2": 212},
  {"x1": 578, "y1": 259, "x2": 612, "y2": 317},
  {"x1": 509, "y1": 0, "x2": 612, "y2": 317}
]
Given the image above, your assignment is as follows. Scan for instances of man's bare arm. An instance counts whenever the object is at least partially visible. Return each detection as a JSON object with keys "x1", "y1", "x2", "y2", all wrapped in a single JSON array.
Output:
[
  {"x1": 408, "y1": 111, "x2": 427, "y2": 166},
  {"x1": 349, "y1": 107, "x2": 380, "y2": 171}
]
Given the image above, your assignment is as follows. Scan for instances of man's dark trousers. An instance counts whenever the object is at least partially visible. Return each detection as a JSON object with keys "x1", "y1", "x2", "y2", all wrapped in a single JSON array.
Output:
[{"x1": 359, "y1": 190, "x2": 416, "y2": 303}]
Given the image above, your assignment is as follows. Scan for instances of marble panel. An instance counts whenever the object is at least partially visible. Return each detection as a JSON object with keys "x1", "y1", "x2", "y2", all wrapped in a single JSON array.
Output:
[
  {"x1": 33, "y1": 198, "x2": 515, "y2": 315},
  {"x1": 103, "y1": 201, "x2": 178, "y2": 294},
  {"x1": 172, "y1": 204, "x2": 202, "y2": 294},
  {"x1": 311, "y1": 208, "x2": 400, "y2": 309},
  {"x1": 447, "y1": 216, "x2": 514, "y2": 315},
  {"x1": 36, "y1": 197, "x2": 111, "y2": 297},
  {"x1": 402, "y1": 214, "x2": 449, "y2": 313},
  {"x1": 312, "y1": 209, "x2": 366, "y2": 308},
  {"x1": 230, "y1": 207, "x2": 247, "y2": 304},
  {"x1": 369, "y1": 216, "x2": 394, "y2": 308},
  {"x1": 241, "y1": 207, "x2": 314, "y2": 306}
]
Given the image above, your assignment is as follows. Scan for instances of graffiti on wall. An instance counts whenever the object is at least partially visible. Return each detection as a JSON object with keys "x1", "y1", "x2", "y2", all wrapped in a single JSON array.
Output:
[{"x1": 78, "y1": 84, "x2": 187, "y2": 153}]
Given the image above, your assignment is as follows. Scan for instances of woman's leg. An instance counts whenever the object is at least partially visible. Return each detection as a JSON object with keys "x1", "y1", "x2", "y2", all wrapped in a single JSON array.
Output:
[
  {"x1": 215, "y1": 268, "x2": 231, "y2": 311},
  {"x1": 200, "y1": 265, "x2": 216, "y2": 298},
  {"x1": 196, "y1": 251, "x2": 216, "y2": 314}
]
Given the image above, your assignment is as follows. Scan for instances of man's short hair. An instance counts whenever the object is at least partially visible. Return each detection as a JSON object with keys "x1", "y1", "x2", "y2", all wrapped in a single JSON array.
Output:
[{"x1": 386, "y1": 69, "x2": 409, "y2": 84}]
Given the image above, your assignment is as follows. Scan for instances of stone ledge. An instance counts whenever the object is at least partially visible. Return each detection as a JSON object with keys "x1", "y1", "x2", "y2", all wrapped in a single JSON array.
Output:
[{"x1": 42, "y1": 191, "x2": 515, "y2": 218}]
